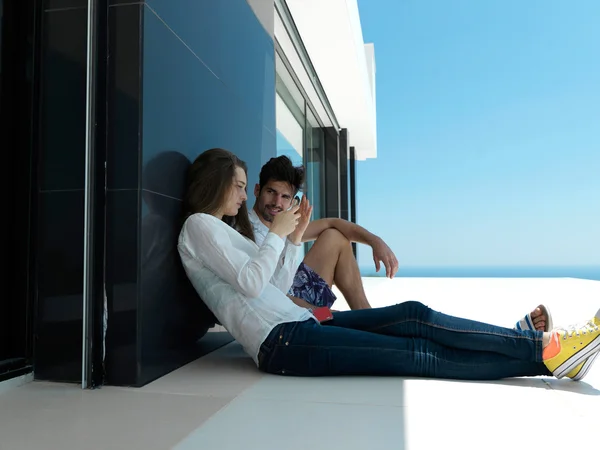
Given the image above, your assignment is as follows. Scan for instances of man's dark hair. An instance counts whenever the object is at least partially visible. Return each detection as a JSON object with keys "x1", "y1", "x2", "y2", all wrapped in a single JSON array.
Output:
[{"x1": 258, "y1": 155, "x2": 305, "y2": 194}]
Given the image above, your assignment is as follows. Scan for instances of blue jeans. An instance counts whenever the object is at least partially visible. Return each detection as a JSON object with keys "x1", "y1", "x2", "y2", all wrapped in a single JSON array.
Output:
[{"x1": 257, "y1": 301, "x2": 552, "y2": 380}]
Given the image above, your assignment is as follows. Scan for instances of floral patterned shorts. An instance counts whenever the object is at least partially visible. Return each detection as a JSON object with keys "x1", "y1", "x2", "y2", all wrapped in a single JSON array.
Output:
[{"x1": 288, "y1": 262, "x2": 337, "y2": 308}]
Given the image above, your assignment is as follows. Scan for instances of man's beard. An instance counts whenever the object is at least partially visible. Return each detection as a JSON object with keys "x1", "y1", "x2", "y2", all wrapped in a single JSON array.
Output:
[{"x1": 260, "y1": 205, "x2": 281, "y2": 223}]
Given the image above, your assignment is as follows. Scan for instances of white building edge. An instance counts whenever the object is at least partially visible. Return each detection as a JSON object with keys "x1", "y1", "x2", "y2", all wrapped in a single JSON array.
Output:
[{"x1": 249, "y1": 0, "x2": 378, "y2": 161}]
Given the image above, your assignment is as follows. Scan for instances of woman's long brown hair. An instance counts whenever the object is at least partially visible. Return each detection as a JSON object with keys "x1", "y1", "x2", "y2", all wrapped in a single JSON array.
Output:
[{"x1": 183, "y1": 148, "x2": 255, "y2": 242}]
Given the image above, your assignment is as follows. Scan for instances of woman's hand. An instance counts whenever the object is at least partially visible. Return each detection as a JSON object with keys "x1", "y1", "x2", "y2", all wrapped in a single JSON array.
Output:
[
  {"x1": 288, "y1": 196, "x2": 313, "y2": 245},
  {"x1": 270, "y1": 205, "x2": 301, "y2": 239}
]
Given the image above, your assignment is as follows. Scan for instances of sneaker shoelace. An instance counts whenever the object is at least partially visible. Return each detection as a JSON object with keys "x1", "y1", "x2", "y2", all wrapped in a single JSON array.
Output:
[{"x1": 561, "y1": 320, "x2": 600, "y2": 340}]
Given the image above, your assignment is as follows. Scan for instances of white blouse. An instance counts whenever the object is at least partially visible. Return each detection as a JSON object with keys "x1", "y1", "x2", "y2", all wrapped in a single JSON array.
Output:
[
  {"x1": 248, "y1": 208, "x2": 300, "y2": 293},
  {"x1": 178, "y1": 213, "x2": 316, "y2": 365}
]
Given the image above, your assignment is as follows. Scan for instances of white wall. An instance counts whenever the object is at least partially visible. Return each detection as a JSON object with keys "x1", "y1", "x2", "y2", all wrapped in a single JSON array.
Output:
[
  {"x1": 246, "y1": 0, "x2": 275, "y2": 37},
  {"x1": 285, "y1": 0, "x2": 378, "y2": 159}
]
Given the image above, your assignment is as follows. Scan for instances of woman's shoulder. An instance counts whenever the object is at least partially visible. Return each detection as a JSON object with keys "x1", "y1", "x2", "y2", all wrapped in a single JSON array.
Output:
[
  {"x1": 182, "y1": 213, "x2": 223, "y2": 233},
  {"x1": 179, "y1": 213, "x2": 229, "y2": 250},
  {"x1": 184, "y1": 213, "x2": 247, "y2": 238},
  {"x1": 179, "y1": 213, "x2": 205, "y2": 233},
  {"x1": 184, "y1": 212, "x2": 214, "y2": 225}
]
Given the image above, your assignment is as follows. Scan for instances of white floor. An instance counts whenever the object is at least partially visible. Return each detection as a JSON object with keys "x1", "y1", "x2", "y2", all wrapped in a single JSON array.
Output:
[{"x1": 1, "y1": 277, "x2": 599, "y2": 450}]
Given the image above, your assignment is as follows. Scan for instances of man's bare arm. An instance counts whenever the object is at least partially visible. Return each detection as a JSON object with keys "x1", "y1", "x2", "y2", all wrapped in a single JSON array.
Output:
[
  {"x1": 301, "y1": 218, "x2": 399, "y2": 279},
  {"x1": 302, "y1": 218, "x2": 377, "y2": 245}
]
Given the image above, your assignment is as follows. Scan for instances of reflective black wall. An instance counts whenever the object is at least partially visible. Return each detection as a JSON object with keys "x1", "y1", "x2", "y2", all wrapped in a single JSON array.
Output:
[
  {"x1": 1, "y1": 0, "x2": 36, "y2": 382},
  {"x1": 33, "y1": 0, "x2": 89, "y2": 382},
  {"x1": 105, "y1": 0, "x2": 276, "y2": 386}
]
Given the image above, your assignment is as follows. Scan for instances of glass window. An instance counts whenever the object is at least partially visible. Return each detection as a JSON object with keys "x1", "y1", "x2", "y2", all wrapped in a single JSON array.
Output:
[
  {"x1": 275, "y1": 52, "x2": 305, "y2": 118},
  {"x1": 275, "y1": 51, "x2": 305, "y2": 169},
  {"x1": 275, "y1": 52, "x2": 307, "y2": 256},
  {"x1": 274, "y1": 51, "x2": 327, "y2": 254},
  {"x1": 275, "y1": 92, "x2": 303, "y2": 166},
  {"x1": 275, "y1": 55, "x2": 305, "y2": 163}
]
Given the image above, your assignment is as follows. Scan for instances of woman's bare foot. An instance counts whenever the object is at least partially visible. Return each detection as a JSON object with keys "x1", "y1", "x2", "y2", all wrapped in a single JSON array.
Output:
[{"x1": 529, "y1": 305, "x2": 548, "y2": 331}]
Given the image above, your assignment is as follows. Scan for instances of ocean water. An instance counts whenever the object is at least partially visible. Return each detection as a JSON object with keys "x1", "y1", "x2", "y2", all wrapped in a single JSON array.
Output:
[{"x1": 359, "y1": 266, "x2": 600, "y2": 281}]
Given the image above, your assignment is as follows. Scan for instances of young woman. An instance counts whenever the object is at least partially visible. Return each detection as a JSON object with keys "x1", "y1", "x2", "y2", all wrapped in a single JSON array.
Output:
[{"x1": 178, "y1": 148, "x2": 600, "y2": 381}]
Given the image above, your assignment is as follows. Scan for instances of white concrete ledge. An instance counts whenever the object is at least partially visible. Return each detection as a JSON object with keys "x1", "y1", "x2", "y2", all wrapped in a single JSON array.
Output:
[{"x1": 286, "y1": 0, "x2": 377, "y2": 159}]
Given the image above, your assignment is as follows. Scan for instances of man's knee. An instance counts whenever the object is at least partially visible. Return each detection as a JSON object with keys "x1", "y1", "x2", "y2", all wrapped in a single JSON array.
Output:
[
  {"x1": 316, "y1": 228, "x2": 350, "y2": 248},
  {"x1": 390, "y1": 301, "x2": 429, "y2": 318}
]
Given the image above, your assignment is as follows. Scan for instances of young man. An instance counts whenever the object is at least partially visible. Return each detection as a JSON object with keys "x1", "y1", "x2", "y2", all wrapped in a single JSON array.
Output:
[
  {"x1": 248, "y1": 156, "x2": 394, "y2": 311},
  {"x1": 248, "y1": 156, "x2": 552, "y2": 331}
]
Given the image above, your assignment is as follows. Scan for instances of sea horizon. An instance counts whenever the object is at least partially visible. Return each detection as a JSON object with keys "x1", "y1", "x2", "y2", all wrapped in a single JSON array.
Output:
[{"x1": 359, "y1": 265, "x2": 600, "y2": 281}]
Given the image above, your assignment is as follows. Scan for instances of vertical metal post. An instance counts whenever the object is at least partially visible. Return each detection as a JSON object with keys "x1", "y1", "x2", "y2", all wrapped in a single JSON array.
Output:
[
  {"x1": 82, "y1": 0, "x2": 97, "y2": 389},
  {"x1": 349, "y1": 146, "x2": 357, "y2": 257}
]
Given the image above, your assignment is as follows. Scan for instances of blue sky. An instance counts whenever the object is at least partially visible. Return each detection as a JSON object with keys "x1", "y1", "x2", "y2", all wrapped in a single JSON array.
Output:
[{"x1": 354, "y1": 0, "x2": 600, "y2": 273}]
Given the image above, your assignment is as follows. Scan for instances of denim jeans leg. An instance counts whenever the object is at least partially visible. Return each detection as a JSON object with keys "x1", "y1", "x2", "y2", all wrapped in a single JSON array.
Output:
[
  {"x1": 260, "y1": 319, "x2": 549, "y2": 380},
  {"x1": 328, "y1": 301, "x2": 546, "y2": 363}
]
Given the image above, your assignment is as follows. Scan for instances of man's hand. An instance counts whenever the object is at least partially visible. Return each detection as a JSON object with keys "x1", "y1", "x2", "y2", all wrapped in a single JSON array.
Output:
[
  {"x1": 288, "y1": 196, "x2": 313, "y2": 245},
  {"x1": 371, "y1": 237, "x2": 399, "y2": 278}
]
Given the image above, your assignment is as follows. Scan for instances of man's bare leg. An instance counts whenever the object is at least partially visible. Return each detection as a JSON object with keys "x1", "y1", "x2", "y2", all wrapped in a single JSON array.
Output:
[
  {"x1": 302, "y1": 229, "x2": 371, "y2": 309},
  {"x1": 301, "y1": 230, "x2": 551, "y2": 322}
]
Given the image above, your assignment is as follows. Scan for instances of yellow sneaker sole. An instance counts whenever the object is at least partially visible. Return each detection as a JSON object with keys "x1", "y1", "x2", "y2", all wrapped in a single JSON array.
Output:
[{"x1": 567, "y1": 351, "x2": 599, "y2": 381}]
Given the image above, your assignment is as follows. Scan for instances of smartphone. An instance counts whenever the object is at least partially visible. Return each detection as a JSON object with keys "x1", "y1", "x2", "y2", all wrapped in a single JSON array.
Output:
[
  {"x1": 288, "y1": 194, "x2": 302, "y2": 210},
  {"x1": 312, "y1": 306, "x2": 334, "y2": 323}
]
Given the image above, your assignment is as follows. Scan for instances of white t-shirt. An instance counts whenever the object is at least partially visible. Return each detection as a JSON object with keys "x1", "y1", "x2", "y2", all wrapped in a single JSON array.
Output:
[{"x1": 178, "y1": 213, "x2": 315, "y2": 365}]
